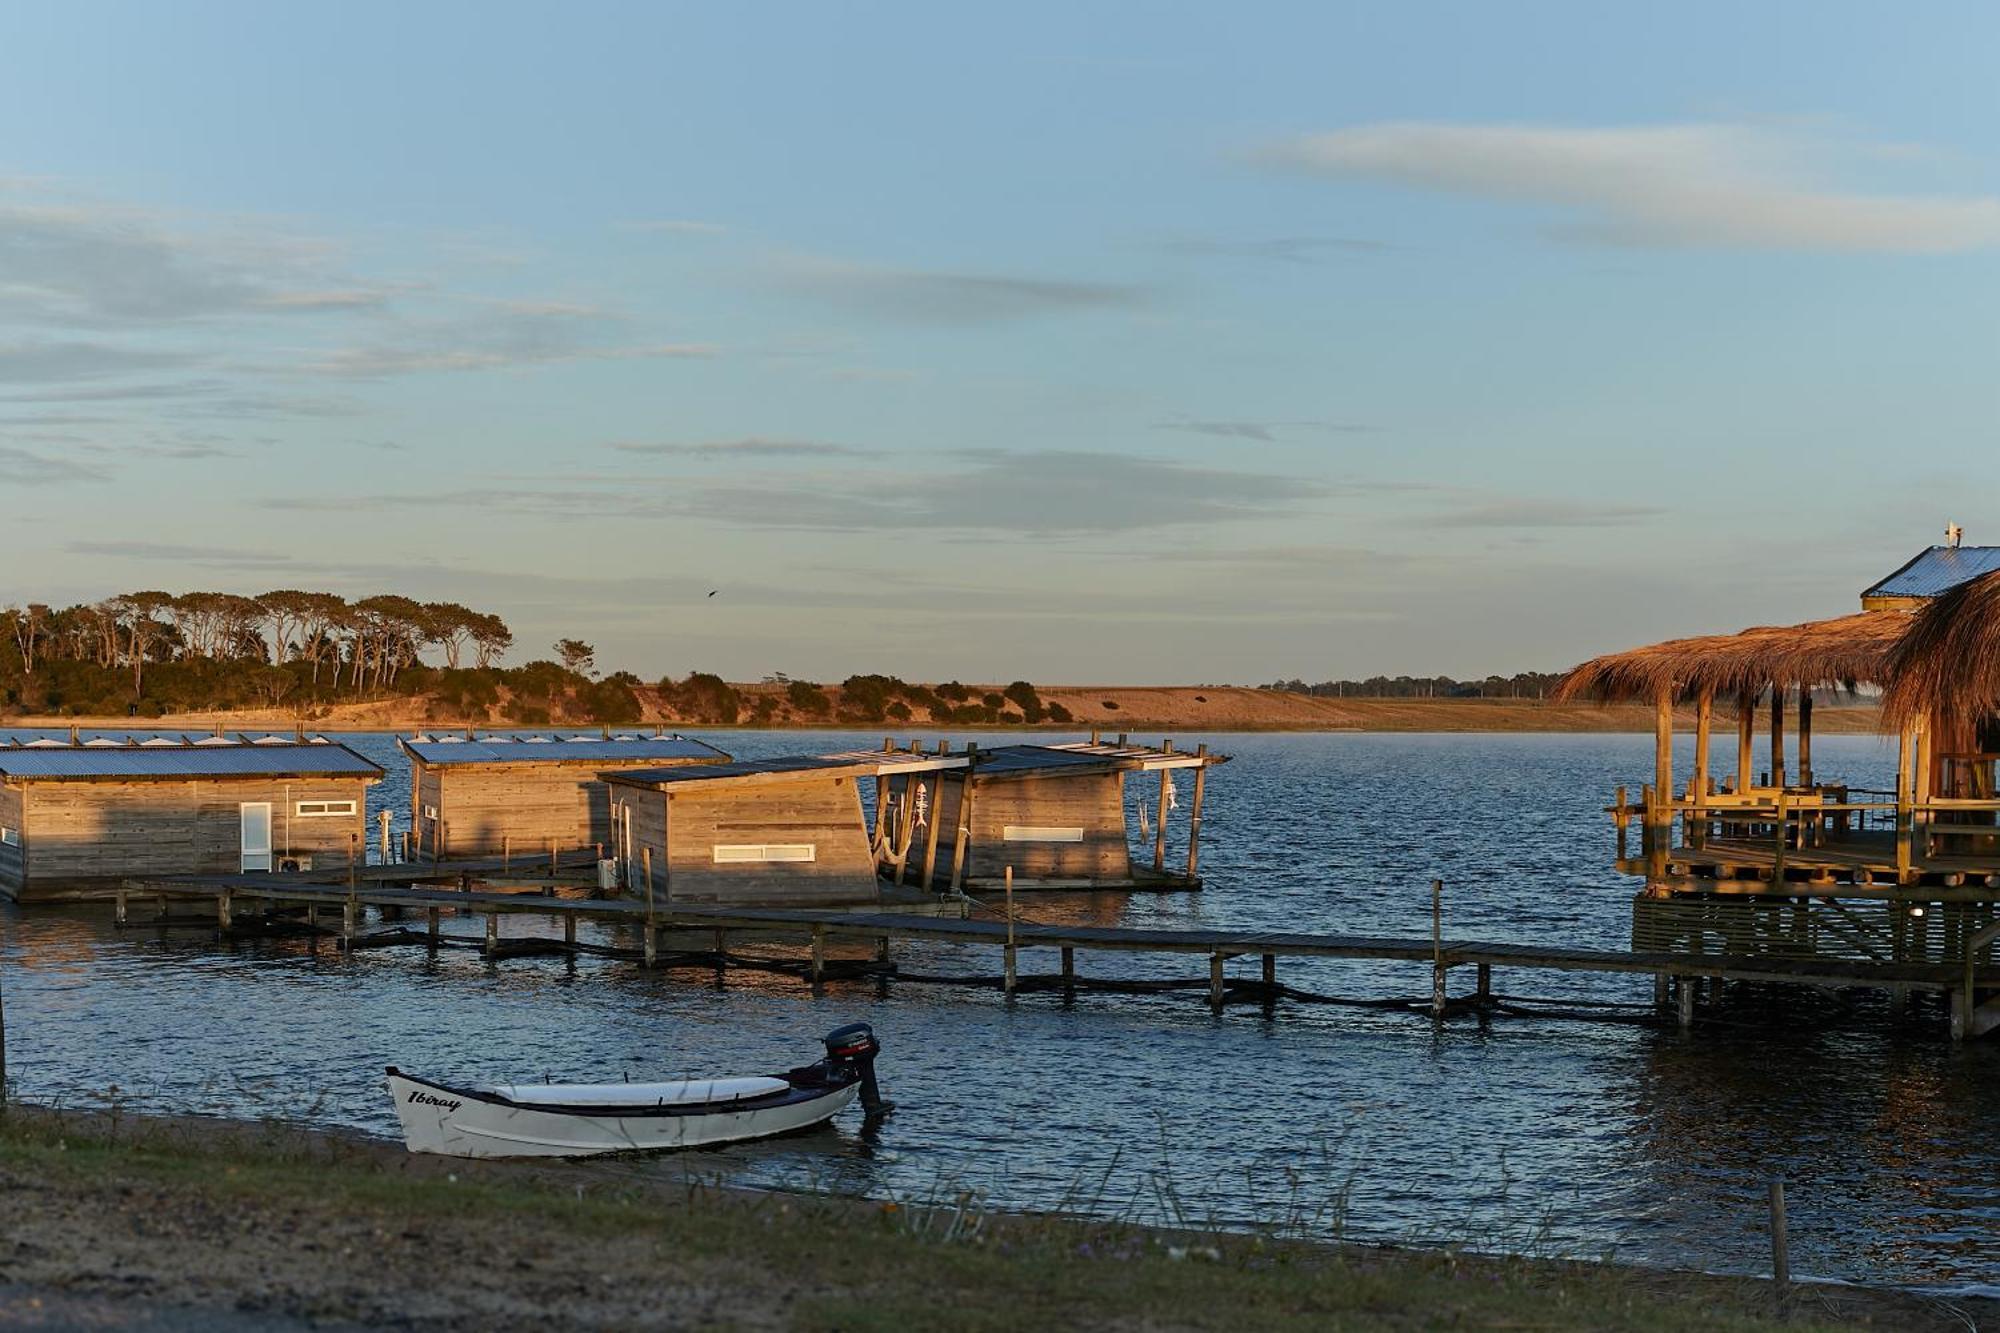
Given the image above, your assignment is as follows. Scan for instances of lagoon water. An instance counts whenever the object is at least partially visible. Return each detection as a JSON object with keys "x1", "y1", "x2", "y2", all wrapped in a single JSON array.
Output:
[{"x1": 5, "y1": 728, "x2": 1998, "y2": 1291}]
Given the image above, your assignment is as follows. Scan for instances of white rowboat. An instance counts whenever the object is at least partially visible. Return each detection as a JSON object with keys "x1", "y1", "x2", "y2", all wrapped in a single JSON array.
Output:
[{"x1": 386, "y1": 1023, "x2": 890, "y2": 1159}]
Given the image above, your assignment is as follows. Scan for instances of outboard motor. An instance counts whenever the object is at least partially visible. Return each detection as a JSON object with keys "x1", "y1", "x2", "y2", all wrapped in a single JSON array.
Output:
[{"x1": 824, "y1": 1022, "x2": 892, "y2": 1118}]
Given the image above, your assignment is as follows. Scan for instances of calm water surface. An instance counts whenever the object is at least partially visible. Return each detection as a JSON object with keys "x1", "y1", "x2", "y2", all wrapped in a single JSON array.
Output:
[{"x1": 4, "y1": 729, "x2": 1997, "y2": 1291}]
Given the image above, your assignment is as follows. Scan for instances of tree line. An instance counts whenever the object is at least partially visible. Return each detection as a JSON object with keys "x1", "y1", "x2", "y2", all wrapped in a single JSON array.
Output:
[{"x1": 1261, "y1": 672, "x2": 1567, "y2": 700}]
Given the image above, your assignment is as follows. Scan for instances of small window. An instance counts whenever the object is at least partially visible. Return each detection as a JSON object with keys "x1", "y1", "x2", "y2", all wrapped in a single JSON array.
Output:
[
  {"x1": 422, "y1": 805, "x2": 439, "y2": 822},
  {"x1": 0, "y1": 826, "x2": 18, "y2": 846},
  {"x1": 713, "y1": 843, "x2": 816, "y2": 864},
  {"x1": 295, "y1": 800, "x2": 358, "y2": 818}
]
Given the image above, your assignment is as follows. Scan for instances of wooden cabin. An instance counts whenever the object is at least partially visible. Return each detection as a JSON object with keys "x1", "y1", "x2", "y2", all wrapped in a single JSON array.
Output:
[
  {"x1": 1558, "y1": 539, "x2": 2000, "y2": 1028},
  {"x1": 0, "y1": 735, "x2": 382, "y2": 903},
  {"x1": 603, "y1": 750, "x2": 970, "y2": 906},
  {"x1": 400, "y1": 733, "x2": 729, "y2": 861},
  {"x1": 877, "y1": 738, "x2": 1226, "y2": 893}
]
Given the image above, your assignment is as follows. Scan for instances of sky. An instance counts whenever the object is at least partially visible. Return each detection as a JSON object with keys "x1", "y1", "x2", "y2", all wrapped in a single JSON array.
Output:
[{"x1": 0, "y1": 2, "x2": 1995, "y2": 684}]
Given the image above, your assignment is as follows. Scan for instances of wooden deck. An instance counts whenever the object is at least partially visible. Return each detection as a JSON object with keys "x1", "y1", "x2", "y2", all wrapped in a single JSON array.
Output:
[{"x1": 111, "y1": 868, "x2": 2000, "y2": 1039}]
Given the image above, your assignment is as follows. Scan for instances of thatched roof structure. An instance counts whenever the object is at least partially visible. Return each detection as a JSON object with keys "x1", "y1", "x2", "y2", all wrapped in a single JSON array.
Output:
[
  {"x1": 1880, "y1": 569, "x2": 2000, "y2": 735},
  {"x1": 1555, "y1": 610, "x2": 1911, "y2": 704}
]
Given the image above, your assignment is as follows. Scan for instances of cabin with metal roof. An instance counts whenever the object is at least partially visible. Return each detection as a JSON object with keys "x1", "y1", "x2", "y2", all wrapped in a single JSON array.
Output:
[
  {"x1": 879, "y1": 738, "x2": 1226, "y2": 893},
  {"x1": 1556, "y1": 532, "x2": 2000, "y2": 1034},
  {"x1": 399, "y1": 732, "x2": 730, "y2": 861},
  {"x1": 0, "y1": 735, "x2": 383, "y2": 903},
  {"x1": 602, "y1": 750, "x2": 970, "y2": 905}
]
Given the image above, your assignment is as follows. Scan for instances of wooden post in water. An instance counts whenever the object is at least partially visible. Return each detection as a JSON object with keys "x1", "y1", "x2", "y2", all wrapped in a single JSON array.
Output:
[
  {"x1": 810, "y1": 925, "x2": 825, "y2": 986},
  {"x1": 1003, "y1": 866, "x2": 1017, "y2": 994},
  {"x1": 919, "y1": 746, "x2": 947, "y2": 891},
  {"x1": 1650, "y1": 691, "x2": 1674, "y2": 884},
  {"x1": 1152, "y1": 741, "x2": 1173, "y2": 872},
  {"x1": 114, "y1": 888, "x2": 128, "y2": 927},
  {"x1": 1209, "y1": 952, "x2": 1225, "y2": 1013},
  {"x1": 217, "y1": 889, "x2": 232, "y2": 933},
  {"x1": 484, "y1": 912, "x2": 498, "y2": 957},
  {"x1": 1677, "y1": 977, "x2": 1695, "y2": 1030},
  {"x1": 426, "y1": 906, "x2": 440, "y2": 948},
  {"x1": 1613, "y1": 785, "x2": 1629, "y2": 863},
  {"x1": 1061, "y1": 946, "x2": 1075, "y2": 995},
  {"x1": 1185, "y1": 745, "x2": 1209, "y2": 879},
  {"x1": 641, "y1": 846, "x2": 656, "y2": 965},
  {"x1": 949, "y1": 744, "x2": 977, "y2": 893},
  {"x1": 1768, "y1": 1180, "x2": 1790, "y2": 1316},
  {"x1": 564, "y1": 912, "x2": 577, "y2": 949},
  {"x1": 1896, "y1": 725, "x2": 1916, "y2": 883},
  {"x1": 1430, "y1": 879, "x2": 1447, "y2": 1020}
]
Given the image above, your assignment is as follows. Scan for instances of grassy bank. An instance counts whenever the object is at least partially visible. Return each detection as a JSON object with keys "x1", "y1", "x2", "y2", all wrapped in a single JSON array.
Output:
[{"x1": 0, "y1": 1105, "x2": 1974, "y2": 1331}]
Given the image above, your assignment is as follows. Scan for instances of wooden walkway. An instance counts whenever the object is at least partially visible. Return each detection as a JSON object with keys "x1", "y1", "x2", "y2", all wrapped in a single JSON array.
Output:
[{"x1": 113, "y1": 869, "x2": 2000, "y2": 1038}]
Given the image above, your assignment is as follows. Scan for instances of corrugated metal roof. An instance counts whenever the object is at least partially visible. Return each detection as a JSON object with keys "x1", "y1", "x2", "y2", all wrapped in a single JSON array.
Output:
[
  {"x1": 610, "y1": 750, "x2": 968, "y2": 789},
  {"x1": 0, "y1": 738, "x2": 383, "y2": 781},
  {"x1": 970, "y1": 745, "x2": 1112, "y2": 775},
  {"x1": 1864, "y1": 546, "x2": 2000, "y2": 600},
  {"x1": 401, "y1": 735, "x2": 730, "y2": 766}
]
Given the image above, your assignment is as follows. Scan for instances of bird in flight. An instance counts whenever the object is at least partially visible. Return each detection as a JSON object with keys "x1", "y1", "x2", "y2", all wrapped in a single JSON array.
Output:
[{"x1": 707, "y1": 590, "x2": 718, "y2": 597}]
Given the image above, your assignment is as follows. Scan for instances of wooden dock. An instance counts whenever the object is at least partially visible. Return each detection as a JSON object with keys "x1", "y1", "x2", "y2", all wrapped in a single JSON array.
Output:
[{"x1": 115, "y1": 869, "x2": 2000, "y2": 1040}]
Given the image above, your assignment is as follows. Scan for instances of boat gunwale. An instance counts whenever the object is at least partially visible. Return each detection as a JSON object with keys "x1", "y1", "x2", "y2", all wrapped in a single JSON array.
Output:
[{"x1": 385, "y1": 1064, "x2": 852, "y2": 1120}]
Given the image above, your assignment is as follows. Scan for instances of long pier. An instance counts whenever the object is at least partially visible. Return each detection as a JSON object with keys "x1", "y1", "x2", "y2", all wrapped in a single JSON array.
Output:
[{"x1": 114, "y1": 867, "x2": 2000, "y2": 1039}]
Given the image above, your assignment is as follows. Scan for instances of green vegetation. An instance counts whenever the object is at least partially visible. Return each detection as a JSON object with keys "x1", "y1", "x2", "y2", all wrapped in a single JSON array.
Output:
[
  {"x1": 1264, "y1": 672, "x2": 1566, "y2": 700},
  {"x1": 0, "y1": 1107, "x2": 1903, "y2": 1332}
]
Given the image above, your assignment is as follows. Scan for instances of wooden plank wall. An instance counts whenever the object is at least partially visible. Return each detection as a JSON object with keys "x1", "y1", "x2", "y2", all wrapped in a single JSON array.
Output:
[
  {"x1": 966, "y1": 771, "x2": 1132, "y2": 882},
  {"x1": 21, "y1": 777, "x2": 371, "y2": 889},
  {"x1": 414, "y1": 768, "x2": 443, "y2": 855},
  {"x1": 0, "y1": 782, "x2": 23, "y2": 895},
  {"x1": 661, "y1": 777, "x2": 878, "y2": 905},
  {"x1": 425, "y1": 759, "x2": 710, "y2": 856}
]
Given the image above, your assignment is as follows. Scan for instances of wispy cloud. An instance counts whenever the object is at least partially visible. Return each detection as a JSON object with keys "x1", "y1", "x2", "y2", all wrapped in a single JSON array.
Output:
[
  {"x1": 771, "y1": 255, "x2": 1150, "y2": 325},
  {"x1": 0, "y1": 341, "x2": 196, "y2": 383},
  {"x1": 1258, "y1": 122, "x2": 2000, "y2": 252},
  {"x1": 1430, "y1": 497, "x2": 1663, "y2": 529},
  {"x1": 0, "y1": 444, "x2": 108, "y2": 484},
  {"x1": 64, "y1": 540, "x2": 292, "y2": 567},
  {"x1": 617, "y1": 219, "x2": 728, "y2": 236},
  {"x1": 303, "y1": 304, "x2": 717, "y2": 377},
  {"x1": 610, "y1": 437, "x2": 875, "y2": 459},
  {"x1": 1154, "y1": 417, "x2": 1374, "y2": 442}
]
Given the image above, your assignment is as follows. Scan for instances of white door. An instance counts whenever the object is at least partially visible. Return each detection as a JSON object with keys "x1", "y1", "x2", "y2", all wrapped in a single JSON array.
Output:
[{"x1": 240, "y1": 802, "x2": 273, "y2": 872}]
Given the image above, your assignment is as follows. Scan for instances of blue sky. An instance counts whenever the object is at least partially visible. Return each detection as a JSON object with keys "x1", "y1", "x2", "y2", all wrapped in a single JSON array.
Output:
[{"x1": 1, "y1": 3, "x2": 1995, "y2": 683}]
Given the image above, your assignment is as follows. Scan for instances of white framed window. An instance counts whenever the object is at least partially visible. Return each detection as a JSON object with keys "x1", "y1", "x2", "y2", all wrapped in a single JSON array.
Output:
[
  {"x1": 713, "y1": 843, "x2": 816, "y2": 864},
  {"x1": 1003, "y1": 826, "x2": 1085, "y2": 843},
  {"x1": 295, "y1": 800, "x2": 358, "y2": 818},
  {"x1": 422, "y1": 804, "x2": 439, "y2": 822},
  {"x1": 0, "y1": 826, "x2": 18, "y2": 846}
]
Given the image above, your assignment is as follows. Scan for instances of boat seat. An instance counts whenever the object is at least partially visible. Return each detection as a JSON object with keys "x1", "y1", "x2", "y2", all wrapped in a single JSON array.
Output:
[{"x1": 485, "y1": 1076, "x2": 788, "y2": 1107}]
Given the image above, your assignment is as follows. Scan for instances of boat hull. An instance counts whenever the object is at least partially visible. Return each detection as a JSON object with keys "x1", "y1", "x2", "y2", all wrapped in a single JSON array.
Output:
[{"x1": 386, "y1": 1070, "x2": 859, "y2": 1158}]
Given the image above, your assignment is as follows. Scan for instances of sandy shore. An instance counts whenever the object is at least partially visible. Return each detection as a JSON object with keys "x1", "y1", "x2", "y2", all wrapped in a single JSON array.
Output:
[
  {"x1": 4, "y1": 689, "x2": 1887, "y2": 737},
  {"x1": 0, "y1": 1103, "x2": 1984, "y2": 1331}
]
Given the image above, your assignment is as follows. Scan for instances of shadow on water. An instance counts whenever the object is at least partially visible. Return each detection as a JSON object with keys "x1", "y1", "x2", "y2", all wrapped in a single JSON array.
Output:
[{"x1": 4, "y1": 729, "x2": 2000, "y2": 1290}]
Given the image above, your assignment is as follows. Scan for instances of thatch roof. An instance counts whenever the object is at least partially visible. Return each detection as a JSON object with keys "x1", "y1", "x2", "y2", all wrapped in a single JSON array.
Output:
[
  {"x1": 1555, "y1": 610, "x2": 1911, "y2": 704},
  {"x1": 1880, "y1": 569, "x2": 2000, "y2": 734}
]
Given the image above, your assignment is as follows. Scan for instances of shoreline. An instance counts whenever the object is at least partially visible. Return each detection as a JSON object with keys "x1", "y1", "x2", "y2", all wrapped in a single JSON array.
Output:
[
  {"x1": 0, "y1": 694, "x2": 1889, "y2": 737},
  {"x1": 0, "y1": 1101, "x2": 1982, "y2": 1330}
]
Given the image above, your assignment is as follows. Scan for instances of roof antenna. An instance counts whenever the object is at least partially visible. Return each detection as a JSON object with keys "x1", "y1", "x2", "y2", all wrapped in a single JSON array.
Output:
[{"x1": 1946, "y1": 521, "x2": 1964, "y2": 549}]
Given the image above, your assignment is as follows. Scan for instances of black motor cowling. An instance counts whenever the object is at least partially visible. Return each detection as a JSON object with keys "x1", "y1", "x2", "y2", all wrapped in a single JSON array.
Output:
[{"x1": 824, "y1": 1022, "x2": 892, "y2": 1118}]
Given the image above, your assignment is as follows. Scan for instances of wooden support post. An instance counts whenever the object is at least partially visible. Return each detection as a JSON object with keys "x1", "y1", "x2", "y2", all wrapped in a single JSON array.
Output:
[
  {"x1": 1475, "y1": 962, "x2": 1491, "y2": 1002},
  {"x1": 1152, "y1": 742, "x2": 1173, "y2": 872},
  {"x1": 1798, "y1": 692, "x2": 1814, "y2": 789},
  {"x1": 341, "y1": 896, "x2": 357, "y2": 950},
  {"x1": 1677, "y1": 977, "x2": 1695, "y2": 1030},
  {"x1": 484, "y1": 912, "x2": 498, "y2": 957},
  {"x1": 919, "y1": 774, "x2": 945, "y2": 892},
  {"x1": 564, "y1": 913, "x2": 576, "y2": 948},
  {"x1": 811, "y1": 926, "x2": 825, "y2": 985},
  {"x1": 1768, "y1": 1181, "x2": 1790, "y2": 1318},
  {"x1": 1735, "y1": 688, "x2": 1755, "y2": 793},
  {"x1": 893, "y1": 774, "x2": 918, "y2": 886},
  {"x1": 1614, "y1": 785, "x2": 1628, "y2": 863},
  {"x1": 114, "y1": 888, "x2": 128, "y2": 927},
  {"x1": 1650, "y1": 691, "x2": 1674, "y2": 882},
  {"x1": 1769, "y1": 684, "x2": 1787, "y2": 790},
  {"x1": 156, "y1": 893, "x2": 168, "y2": 922},
  {"x1": 1262, "y1": 953, "x2": 1275, "y2": 991},
  {"x1": 1185, "y1": 745, "x2": 1208, "y2": 879},
  {"x1": 642, "y1": 846, "x2": 656, "y2": 931},
  {"x1": 1691, "y1": 691, "x2": 1712, "y2": 849},
  {"x1": 1210, "y1": 952, "x2": 1225, "y2": 1013},
  {"x1": 426, "y1": 906, "x2": 440, "y2": 946},
  {"x1": 217, "y1": 890, "x2": 232, "y2": 932},
  {"x1": 1896, "y1": 725, "x2": 1916, "y2": 883},
  {"x1": 1430, "y1": 878, "x2": 1447, "y2": 1020},
  {"x1": 644, "y1": 923, "x2": 657, "y2": 968},
  {"x1": 1771, "y1": 789, "x2": 1788, "y2": 884},
  {"x1": 1061, "y1": 946, "x2": 1075, "y2": 992},
  {"x1": 1003, "y1": 865, "x2": 1017, "y2": 994},
  {"x1": 1653, "y1": 973, "x2": 1669, "y2": 1011}
]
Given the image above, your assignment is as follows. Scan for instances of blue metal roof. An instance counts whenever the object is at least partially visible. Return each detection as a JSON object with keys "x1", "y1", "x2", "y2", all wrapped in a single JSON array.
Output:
[
  {"x1": 608, "y1": 754, "x2": 864, "y2": 787},
  {"x1": 971, "y1": 745, "x2": 1116, "y2": 775},
  {"x1": 1864, "y1": 547, "x2": 2000, "y2": 600},
  {"x1": 401, "y1": 735, "x2": 729, "y2": 767},
  {"x1": 0, "y1": 739, "x2": 383, "y2": 781}
]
